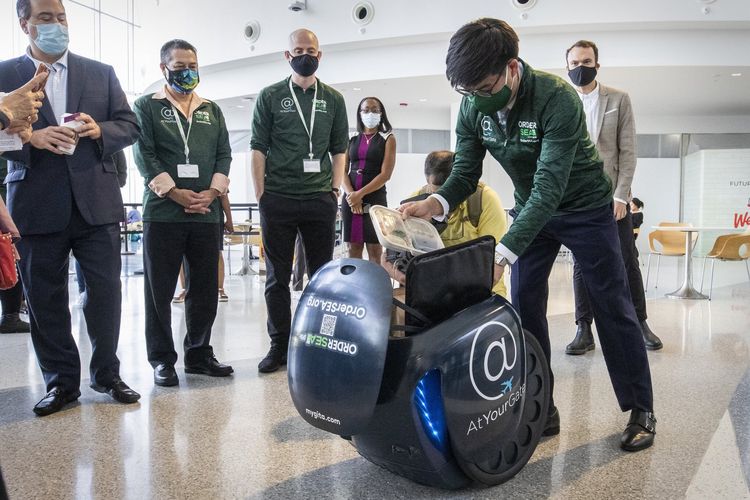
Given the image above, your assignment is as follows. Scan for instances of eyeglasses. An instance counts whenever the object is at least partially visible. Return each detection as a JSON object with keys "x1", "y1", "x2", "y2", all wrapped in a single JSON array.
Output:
[{"x1": 455, "y1": 72, "x2": 504, "y2": 97}]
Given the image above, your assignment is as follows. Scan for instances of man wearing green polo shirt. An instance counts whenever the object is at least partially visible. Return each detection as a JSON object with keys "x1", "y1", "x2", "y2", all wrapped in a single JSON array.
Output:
[
  {"x1": 403, "y1": 19, "x2": 656, "y2": 452},
  {"x1": 251, "y1": 29, "x2": 349, "y2": 373},
  {"x1": 133, "y1": 39, "x2": 233, "y2": 387}
]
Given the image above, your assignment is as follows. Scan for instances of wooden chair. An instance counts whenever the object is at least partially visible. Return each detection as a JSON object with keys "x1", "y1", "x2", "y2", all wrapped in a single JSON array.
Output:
[
  {"x1": 645, "y1": 222, "x2": 696, "y2": 290},
  {"x1": 699, "y1": 234, "x2": 750, "y2": 300}
]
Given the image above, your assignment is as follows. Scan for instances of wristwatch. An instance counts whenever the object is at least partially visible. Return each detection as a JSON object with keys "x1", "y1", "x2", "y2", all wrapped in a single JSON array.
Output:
[{"x1": 494, "y1": 252, "x2": 509, "y2": 267}]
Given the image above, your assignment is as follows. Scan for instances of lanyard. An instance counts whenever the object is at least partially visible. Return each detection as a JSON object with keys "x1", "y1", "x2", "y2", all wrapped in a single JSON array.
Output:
[
  {"x1": 288, "y1": 78, "x2": 317, "y2": 159},
  {"x1": 171, "y1": 100, "x2": 194, "y2": 163}
]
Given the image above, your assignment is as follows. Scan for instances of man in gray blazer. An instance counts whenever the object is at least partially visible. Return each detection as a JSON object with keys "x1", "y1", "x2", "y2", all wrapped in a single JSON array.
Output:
[
  {"x1": 564, "y1": 40, "x2": 662, "y2": 354},
  {"x1": 0, "y1": 0, "x2": 141, "y2": 416}
]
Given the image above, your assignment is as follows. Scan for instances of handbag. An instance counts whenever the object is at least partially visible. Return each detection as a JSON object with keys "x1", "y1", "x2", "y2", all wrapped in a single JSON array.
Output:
[{"x1": 0, "y1": 233, "x2": 19, "y2": 290}]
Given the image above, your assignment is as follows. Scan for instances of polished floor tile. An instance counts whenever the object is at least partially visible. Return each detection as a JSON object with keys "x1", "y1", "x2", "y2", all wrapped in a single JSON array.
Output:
[{"x1": 1, "y1": 250, "x2": 749, "y2": 499}]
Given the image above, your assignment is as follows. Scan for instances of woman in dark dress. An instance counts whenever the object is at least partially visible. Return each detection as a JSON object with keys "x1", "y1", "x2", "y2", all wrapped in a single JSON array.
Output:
[{"x1": 341, "y1": 97, "x2": 396, "y2": 263}]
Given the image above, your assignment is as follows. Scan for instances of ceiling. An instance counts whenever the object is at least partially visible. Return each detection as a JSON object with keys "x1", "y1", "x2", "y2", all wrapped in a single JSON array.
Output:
[{"x1": 216, "y1": 65, "x2": 749, "y2": 131}]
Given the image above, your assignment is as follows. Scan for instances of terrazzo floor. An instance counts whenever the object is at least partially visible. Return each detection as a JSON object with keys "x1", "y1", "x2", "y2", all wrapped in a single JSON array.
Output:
[{"x1": 1, "y1": 248, "x2": 749, "y2": 499}]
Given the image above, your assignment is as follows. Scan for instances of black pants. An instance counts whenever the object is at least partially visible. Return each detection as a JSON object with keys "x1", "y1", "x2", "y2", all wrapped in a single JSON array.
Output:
[
  {"x1": 0, "y1": 279, "x2": 23, "y2": 315},
  {"x1": 143, "y1": 221, "x2": 220, "y2": 367},
  {"x1": 259, "y1": 191, "x2": 337, "y2": 345},
  {"x1": 510, "y1": 203, "x2": 653, "y2": 413},
  {"x1": 16, "y1": 205, "x2": 122, "y2": 392},
  {"x1": 573, "y1": 206, "x2": 647, "y2": 323}
]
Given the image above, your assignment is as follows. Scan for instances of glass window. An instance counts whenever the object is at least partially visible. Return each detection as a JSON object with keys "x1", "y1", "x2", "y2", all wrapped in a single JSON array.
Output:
[{"x1": 412, "y1": 129, "x2": 450, "y2": 154}]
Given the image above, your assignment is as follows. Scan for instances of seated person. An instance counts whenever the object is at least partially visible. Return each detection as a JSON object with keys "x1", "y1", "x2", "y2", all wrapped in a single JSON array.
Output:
[
  {"x1": 127, "y1": 208, "x2": 142, "y2": 225},
  {"x1": 382, "y1": 151, "x2": 508, "y2": 298}
]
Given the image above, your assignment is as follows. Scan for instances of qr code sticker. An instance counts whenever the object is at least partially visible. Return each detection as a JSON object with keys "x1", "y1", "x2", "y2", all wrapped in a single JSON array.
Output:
[{"x1": 320, "y1": 314, "x2": 337, "y2": 337}]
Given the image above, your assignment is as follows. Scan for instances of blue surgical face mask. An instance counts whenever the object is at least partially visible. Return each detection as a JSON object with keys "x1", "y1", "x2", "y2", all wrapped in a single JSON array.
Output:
[{"x1": 29, "y1": 22, "x2": 70, "y2": 56}]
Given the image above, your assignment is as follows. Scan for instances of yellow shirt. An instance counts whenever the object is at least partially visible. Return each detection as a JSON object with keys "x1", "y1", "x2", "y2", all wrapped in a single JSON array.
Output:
[{"x1": 414, "y1": 182, "x2": 508, "y2": 297}]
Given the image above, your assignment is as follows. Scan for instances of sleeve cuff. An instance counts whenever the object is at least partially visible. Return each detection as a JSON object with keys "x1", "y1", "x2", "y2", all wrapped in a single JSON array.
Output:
[
  {"x1": 148, "y1": 172, "x2": 176, "y2": 198},
  {"x1": 210, "y1": 173, "x2": 230, "y2": 196},
  {"x1": 428, "y1": 193, "x2": 450, "y2": 222},
  {"x1": 495, "y1": 242, "x2": 519, "y2": 265},
  {"x1": 613, "y1": 196, "x2": 628, "y2": 205}
]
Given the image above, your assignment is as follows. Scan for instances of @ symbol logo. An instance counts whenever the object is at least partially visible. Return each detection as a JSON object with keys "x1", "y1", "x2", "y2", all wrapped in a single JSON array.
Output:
[
  {"x1": 469, "y1": 321, "x2": 518, "y2": 401},
  {"x1": 161, "y1": 107, "x2": 175, "y2": 120},
  {"x1": 481, "y1": 116, "x2": 493, "y2": 133},
  {"x1": 281, "y1": 97, "x2": 294, "y2": 110}
]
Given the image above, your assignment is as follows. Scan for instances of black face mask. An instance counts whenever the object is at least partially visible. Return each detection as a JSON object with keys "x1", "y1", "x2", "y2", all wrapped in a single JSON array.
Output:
[
  {"x1": 568, "y1": 65, "x2": 597, "y2": 86},
  {"x1": 289, "y1": 54, "x2": 319, "y2": 77}
]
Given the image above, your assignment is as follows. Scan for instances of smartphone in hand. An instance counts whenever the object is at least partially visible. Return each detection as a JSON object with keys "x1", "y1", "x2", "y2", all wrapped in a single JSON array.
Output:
[{"x1": 31, "y1": 64, "x2": 49, "y2": 92}]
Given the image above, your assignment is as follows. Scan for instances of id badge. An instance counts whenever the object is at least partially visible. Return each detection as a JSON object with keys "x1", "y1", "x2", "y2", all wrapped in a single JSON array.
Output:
[
  {"x1": 303, "y1": 159, "x2": 321, "y2": 173},
  {"x1": 177, "y1": 163, "x2": 200, "y2": 178}
]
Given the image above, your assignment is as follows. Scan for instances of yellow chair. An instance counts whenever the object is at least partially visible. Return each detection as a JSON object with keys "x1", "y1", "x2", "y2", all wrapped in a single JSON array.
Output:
[
  {"x1": 700, "y1": 234, "x2": 750, "y2": 300},
  {"x1": 645, "y1": 222, "x2": 696, "y2": 290}
]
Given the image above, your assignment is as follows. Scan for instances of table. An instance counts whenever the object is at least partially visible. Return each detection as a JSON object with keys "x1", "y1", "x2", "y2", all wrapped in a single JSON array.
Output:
[{"x1": 651, "y1": 226, "x2": 743, "y2": 300}]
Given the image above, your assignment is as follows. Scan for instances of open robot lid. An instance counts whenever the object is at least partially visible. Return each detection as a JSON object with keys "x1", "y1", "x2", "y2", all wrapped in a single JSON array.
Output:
[{"x1": 369, "y1": 205, "x2": 444, "y2": 255}]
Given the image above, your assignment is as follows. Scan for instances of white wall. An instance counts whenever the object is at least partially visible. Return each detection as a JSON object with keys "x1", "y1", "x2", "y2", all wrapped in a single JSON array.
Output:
[
  {"x1": 683, "y1": 149, "x2": 750, "y2": 254},
  {"x1": 637, "y1": 115, "x2": 750, "y2": 135},
  {"x1": 377, "y1": 153, "x2": 427, "y2": 208}
]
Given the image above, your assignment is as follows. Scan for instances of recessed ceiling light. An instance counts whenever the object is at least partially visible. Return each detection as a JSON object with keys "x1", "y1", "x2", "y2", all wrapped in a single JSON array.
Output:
[
  {"x1": 731, "y1": 73, "x2": 742, "y2": 77},
  {"x1": 352, "y1": 87, "x2": 361, "y2": 91},
  {"x1": 236, "y1": 105, "x2": 245, "y2": 109},
  {"x1": 419, "y1": 98, "x2": 428, "y2": 102}
]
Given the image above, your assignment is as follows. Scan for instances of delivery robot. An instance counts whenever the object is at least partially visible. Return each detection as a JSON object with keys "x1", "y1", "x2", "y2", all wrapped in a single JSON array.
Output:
[{"x1": 287, "y1": 207, "x2": 550, "y2": 489}]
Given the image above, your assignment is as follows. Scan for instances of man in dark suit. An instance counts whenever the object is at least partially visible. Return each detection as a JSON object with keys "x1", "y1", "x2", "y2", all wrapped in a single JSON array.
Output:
[{"x1": 0, "y1": 0, "x2": 141, "y2": 416}]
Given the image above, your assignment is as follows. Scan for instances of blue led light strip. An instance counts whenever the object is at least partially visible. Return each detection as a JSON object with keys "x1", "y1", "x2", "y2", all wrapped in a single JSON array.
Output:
[{"x1": 414, "y1": 370, "x2": 449, "y2": 453}]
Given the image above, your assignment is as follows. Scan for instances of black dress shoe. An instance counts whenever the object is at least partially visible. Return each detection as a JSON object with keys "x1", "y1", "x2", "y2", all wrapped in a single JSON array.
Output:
[
  {"x1": 0, "y1": 313, "x2": 30, "y2": 334},
  {"x1": 258, "y1": 344, "x2": 288, "y2": 373},
  {"x1": 90, "y1": 377, "x2": 141, "y2": 404},
  {"x1": 154, "y1": 363, "x2": 179, "y2": 387},
  {"x1": 33, "y1": 387, "x2": 81, "y2": 416},
  {"x1": 565, "y1": 321, "x2": 595, "y2": 355},
  {"x1": 640, "y1": 320, "x2": 663, "y2": 351},
  {"x1": 620, "y1": 409, "x2": 656, "y2": 452},
  {"x1": 542, "y1": 406, "x2": 560, "y2": 436},
  {"x1": 185, "y1": 356, "x2": 234, "y2": 377}
]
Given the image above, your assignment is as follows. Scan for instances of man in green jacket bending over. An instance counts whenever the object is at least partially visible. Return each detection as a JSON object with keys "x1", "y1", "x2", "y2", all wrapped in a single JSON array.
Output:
[{"x1": 403, "y1": 18, "x2": 656, "y2": 452}]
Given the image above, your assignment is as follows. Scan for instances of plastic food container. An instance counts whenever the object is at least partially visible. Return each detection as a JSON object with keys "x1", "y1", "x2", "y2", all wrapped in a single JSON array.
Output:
[{"x1": 369, "y1": 205, "x2": 444, "y2": 255}]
